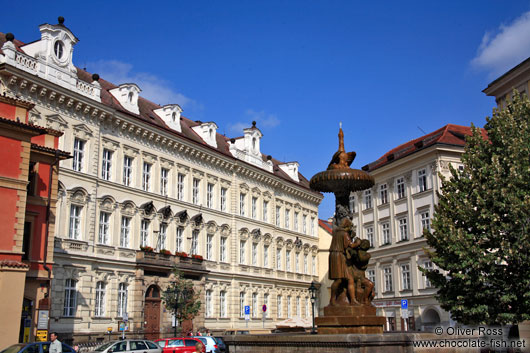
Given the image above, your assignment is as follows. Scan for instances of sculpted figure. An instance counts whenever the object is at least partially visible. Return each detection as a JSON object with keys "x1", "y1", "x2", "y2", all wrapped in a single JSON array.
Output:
[
  {"x1": 327, "y1": 125, "x2": 356, "y2": 170},
  {"x1": 329, "y1": 205, "x2": 361, "y2": 306},
  {"x1": 346, "y1": 239, "x2": 375, "y2": 305}
]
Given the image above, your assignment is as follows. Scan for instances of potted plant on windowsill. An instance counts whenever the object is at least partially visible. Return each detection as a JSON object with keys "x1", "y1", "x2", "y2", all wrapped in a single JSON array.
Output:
[
  {"x1": 175, "y1": 251, "x2": 188, "y2": 258},
  {"x1": 159, "y1": 249, "x2": 172, "y2": 256},
  {"x1": 192, "y1": 254, "x2": 203, "y2": 261},
  {"x1": 140, "y1": 246, "x2": 154, "y2": 253}
]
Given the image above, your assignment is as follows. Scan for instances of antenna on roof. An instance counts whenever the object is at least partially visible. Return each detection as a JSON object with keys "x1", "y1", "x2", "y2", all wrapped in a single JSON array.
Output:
[{"x1": 417, "y1": 126, "x2": 426, "y2": 134}]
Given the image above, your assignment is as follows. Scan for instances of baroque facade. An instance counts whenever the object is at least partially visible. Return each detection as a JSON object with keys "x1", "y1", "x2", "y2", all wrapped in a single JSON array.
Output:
[{"x1": 0, "y1": 19, "x2": 321, "y2": 342}]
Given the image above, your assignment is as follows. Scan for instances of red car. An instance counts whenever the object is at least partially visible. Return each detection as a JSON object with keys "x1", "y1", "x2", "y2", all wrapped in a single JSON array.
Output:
[{"x1": 154, "y1": 338, "x2": 205, "y2": 353}]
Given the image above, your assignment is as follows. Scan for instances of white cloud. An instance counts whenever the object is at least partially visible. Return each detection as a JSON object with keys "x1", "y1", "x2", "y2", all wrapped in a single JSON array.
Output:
[
  {"x1": 471, "y1": 11, "x2": 530, "y2": 77},
  {"x1": 228, "y1": 109, "x2": 281, "y2": 134},
  {"x1": 87, "y1": 60, "x2": 194, "y2": 107}
]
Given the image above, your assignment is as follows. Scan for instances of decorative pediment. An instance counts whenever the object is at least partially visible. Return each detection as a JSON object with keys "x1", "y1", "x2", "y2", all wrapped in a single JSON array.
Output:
[
  {"x1": 285, "y1": 239, "x2": 294, "y2": 250},
  {"x1": 160, "y1": 158, "x2": 174, "y2": 169},
  {"x1": 220, "y1": 224, "x2": 231, "y2": 237},
  {"x1": 123, "y1": 144, "x2": 139, "y2": 157},
  {"x1": 262, "y1": 191, "x2": 272, "y2": 201},
  {"x1": 190, "y1": 214, "x2": 204, "y2": 230},
  {"x1": 175, "y1": 210, "x2": 188, "y2": 225},
  {"x1": 311, "y1": 245, "x2": 318, "y2": 255},
  {"x1": 140, "y1": 201, "x2": 156, "y2": 217},
  {"x1": 206, "y1": 221, "x2": 218, "y2": 234},
  {"x1": 239, "y1": 228, "x2": 250, "y2": 240},
  {"x1": 263, "y1": 233, "x2": 272, "y2": 245},
  {"x1": 69, "y1": 187, "x2": 88, "y2": 205},
  {"x1": 73, "y1": 123, "x2": 94, "y2": 140},
  {"x1": 102, "y1": 137, "x2": 120, "y2": 151},
  {"x1": 142, "y1": 152, "x2": 157, "y2": 164},
  {"x1": 251, "y1": 228, "x2": 261, "y2": 242},
  {"x1": 158, "y1": 206, "x2": 172, "y2": 220},
  {"x1": 276, "y1": 237, "x2": 284, "y2": 248},
  {"x1": 239, "y1": 183, "x2": 249, "y2": 193},
  {"x1": 98, "y1": 195, "x2": 116, "y2": 212},
  {"x1": 120, "y1": 201, "x2": 137, "y2": 216}
]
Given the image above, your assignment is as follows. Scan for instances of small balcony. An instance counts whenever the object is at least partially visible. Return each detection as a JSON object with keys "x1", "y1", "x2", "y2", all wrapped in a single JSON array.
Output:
[{"x1": 136, "y1": 250, "x2": 208, "y2": 275}]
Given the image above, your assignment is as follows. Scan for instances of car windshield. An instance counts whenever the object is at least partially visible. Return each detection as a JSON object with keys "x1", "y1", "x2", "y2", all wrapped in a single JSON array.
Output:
[
  {"x1": 94, "y1": 342, "x2": 114, "y2": 352},
  {"x1": 1, "y1": 344, "x2": 27, "y2": 353}
]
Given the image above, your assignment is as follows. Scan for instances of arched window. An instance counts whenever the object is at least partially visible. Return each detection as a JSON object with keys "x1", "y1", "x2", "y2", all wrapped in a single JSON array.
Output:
[
  {"x1": 172, "y1": 112, "x2": 177, "y2": 122},
  {"x1": 128, "y1": 91, "x2": 134, "y2": 103},
  {"x1": 54, "y1": 41, "x2": 64, "y2": 59}
]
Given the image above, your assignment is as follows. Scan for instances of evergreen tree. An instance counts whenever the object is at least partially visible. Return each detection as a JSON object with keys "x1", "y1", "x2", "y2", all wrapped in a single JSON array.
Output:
[
  {"x1": 162, "y1": 268, "x2": 202, "y2": 333},
  {"x1": 422, "y1": 91, "x2": 530, "y2": 325}
]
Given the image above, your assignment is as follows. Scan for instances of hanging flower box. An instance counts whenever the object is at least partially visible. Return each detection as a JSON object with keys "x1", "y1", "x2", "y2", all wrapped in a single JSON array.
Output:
[
  {"x1": 175, "y1": 251, "x2": 188, "y2": 258},
  {"x1": 140, "y1": 246, "x2": 154, "y2": 253},
  {"x1": 159, "y1": 249, "x2": 172, "y2": 256},
  {"x1": 192, "y1": 254, "x2": 203, "y2": 260}
]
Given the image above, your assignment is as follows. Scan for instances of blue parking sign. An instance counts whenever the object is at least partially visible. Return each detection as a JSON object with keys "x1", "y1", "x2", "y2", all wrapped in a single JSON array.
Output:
[
  {"x1": 401, "y1": 299, "x2": 408, "y2": 309},
  {"x1": 244, "y1": 305, "x2": 250, "y2": 315}
]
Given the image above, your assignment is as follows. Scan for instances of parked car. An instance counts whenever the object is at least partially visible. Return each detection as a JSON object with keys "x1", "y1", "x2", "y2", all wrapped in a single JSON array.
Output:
[
  {"x1": 223, "y1": 329, "x2": 270, "y2": 335},
  {"x1": 154, "y1": 338, "x2": 205, "y2": 353},
  {"x1": 212, "y1": 337, "x2": 227, "y2": 353},
  {"x1": 91, "y1": 340, "x2": 161, "y2": 353},
  {"x1": 1, "y1": 342, "x2": 76, "y2": 353},
  {"x1": 192, "y1": 337, "x2": 219, "y2": 353}
]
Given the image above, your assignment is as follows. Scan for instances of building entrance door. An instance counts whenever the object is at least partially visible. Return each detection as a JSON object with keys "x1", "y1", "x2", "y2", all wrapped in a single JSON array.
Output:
[{"x1": 144, "y1": 285, "x2": 161, "y2": 340}]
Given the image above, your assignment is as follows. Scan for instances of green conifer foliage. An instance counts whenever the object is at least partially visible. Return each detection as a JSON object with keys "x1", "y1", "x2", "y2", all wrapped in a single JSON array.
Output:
[{"x1": 422, "y1": 91, "x2": 530, "y2": 325}]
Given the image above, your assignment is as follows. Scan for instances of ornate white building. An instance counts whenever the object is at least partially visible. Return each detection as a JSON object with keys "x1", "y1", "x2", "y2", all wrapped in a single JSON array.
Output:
[
  {"x1": 0, "y1": 18, "x2": 322, "y2": 342},
  {"x1": 345, "y1": 124, "x2": 480, "y2": 332}
]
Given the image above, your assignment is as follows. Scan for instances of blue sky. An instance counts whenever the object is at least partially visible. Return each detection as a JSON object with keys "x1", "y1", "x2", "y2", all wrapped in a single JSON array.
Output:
[{"x1": 2, "y1": 1, "x2": 530, "y2": 218}]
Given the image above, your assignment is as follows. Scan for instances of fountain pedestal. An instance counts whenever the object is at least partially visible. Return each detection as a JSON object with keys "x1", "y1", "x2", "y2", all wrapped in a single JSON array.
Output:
[{"x1": 315, "y1": 305, "x2": 386, "y2": 334}]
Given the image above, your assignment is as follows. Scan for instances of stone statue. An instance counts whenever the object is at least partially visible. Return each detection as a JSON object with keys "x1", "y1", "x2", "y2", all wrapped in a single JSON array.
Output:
[
  {"x1": 346, "y1": 239, "x2": 375, "y2": 305},
  {"x1": 327, "y1": 124, "x2": 356, "y2": 170}
]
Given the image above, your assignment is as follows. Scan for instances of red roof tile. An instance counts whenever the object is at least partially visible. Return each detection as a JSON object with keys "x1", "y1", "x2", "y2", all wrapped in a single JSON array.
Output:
[
  {"x1": 319, "y1": 219, "x2": 332, "y2": 234},
  {"x1": 364, "y1": 124, "x2": 487, "y2": 172}
]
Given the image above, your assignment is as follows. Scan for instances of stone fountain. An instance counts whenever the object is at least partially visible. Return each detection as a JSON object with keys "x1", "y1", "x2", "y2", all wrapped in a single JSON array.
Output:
[{"x1": 310, "y1": 125, "x2": 386, "y2": 334}]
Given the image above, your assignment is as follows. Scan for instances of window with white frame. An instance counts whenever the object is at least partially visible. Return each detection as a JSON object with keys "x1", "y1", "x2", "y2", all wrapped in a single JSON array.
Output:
[
  {"x1": 192, "y1": 178, "x2": 200, "y2": 205},
  {"x1": 276, "y1": 206, "x2": 281, "y2": 227},
  {"x1": 277, "y1": 295, "x2": 282, "y2": 318},
  {"x1": 239, "y1": 240, "x2": 246, "y2": 264},
  {"x1": 312, "y1": 255, "x2": 316, "y2": 275},
  {"x1": 123, "y1": 156, "x2": 132, "y2": 186},
  {"x1": 220, "y1": 187, "x2": 227, "y2": 212},
  {"x1": 276, "y1": 248, "x2": 282, "y2": 270},
  {"x1": 239, "y1": 193, "x2": 246, "y2": 216},
  {"x1": 286, "y1": 249, "x2": 291, "y2": 272},
  {"x1": 294, "y1": 212, "x2": 299, "y2": 232},
  {"x1": 304, "y1": 254, "x2": 308, "y2": 274},
  {"x1": 263, "y1": 245, "x2": 269, "y2": 267},
  {"x1": 118, "y1": 283, "x2": 128, "y2": 317},
  {"x1": 239, "y1": 292, "x2": 245, "y2": 317},
  {"x1": 191, "y1": 230, "x2": 199, "y2": 255},
  {"x1": 349, "y1": 194, "x2": 356, "y2": 213},
  {"x1": 367, "y1": 269, "x2": 375, "y2": 286},
  {"x1": 396, "y1": 177, "x2": 405, "y2": 199},
  {"x1": 160, "y1": 168, "x2": 169, "y2": 196},
  {"x1": 98, "y1": 212, "x2": 110, "y2": 245},
  {"x1": 263, "y1": 200, "x2": 268, "y2": 222},
  {"x1": 206, "y1": 290, "x2": 212, "y2": 318},
  {"x1": 95, "y1": 281, "x2": 106, "y2": 317},
  {"x1": 296, "y1": 296, "x2": 300, "y2": 317},
  {"x1": 72, "y1": 138, "x2": 85, "y2": 172},
  {"x1": 220, "y1": 291, "x2": 227, "y2": 317},
  {"x1": 401, "y1": 264, "x2": 411, "y2": 290},
  {"x1": 366, "y1": 226, "x2": 374, "y2": 247},
  {"x1": 306, "y1": 297, "x2": 310, "y2": 318},
  {"x1": 120, "y1": 217, "x2": 131, "y2": 248},
  {"x1": 142, "y1": 162, "x2": 151, "y2": 191},
  {"x1": 251, "y1": 197, "x2": 257, "y2": 219},
  {"x1": 206, "y1": 234, "x2": 213, "y2": 261},
  {"x1": 399, "y1": 218, "x2": 408, "y2": 241},
  {"x1": 381, "y1": 222, "x2": 390, "y2": 245},
  {"x1": 157, "y1": 223, "x2": 167, "y2": 251},
  {"x1": 384, "y1": 267, "x2": 393, "y2": 292},
  {"x1": 418, "y1": 168, "x2": 427, "y2": 192},
  {"x1": 207, "y1": 183, "x2": 214, "y2": 208},
  {"x1": 364, "y1": 189, "x2": 372, "y2": 209},
  {"x1": 252, "y1": 292, "x2": 258, "y2": 317},
  {"x1": 420, "y1": 211, "x2": 431, "y2": 233},
  {"x1": 141, "y1": 221, "x2": 150, "y2": 248},
  {"x1": 285, "y1": 209, "x2": 290, "y2": 229},
  {"x1": 287, "y1": 296, "x2": 292, "y2": 318},
  {"x1": 220, "y1": 237, "x2": 227, "y2": 262},
  {"x1": 311, "y1": 217, "x2": 315, "y2": 236},
  {"x1": 423, "y1": 260, "x2": 433, "y2": 288},
  {"x1": 69, "y1": 204, "x2": 82, "y2": 240},
  {"x1": 380, "y1": 184, "x2": 388, "y2": 204},
  {"x1": 63, "y1": 278, "x2": 77, "y2": 317},
  {"x1": 176, "y1": 227, "x2": 183, "y2": 252},
  {"x1": 264, "y1": 293, "x2": 269, "y2": 314},
  {"x1": 303, "y1": 215, "x2": 307, "y2": 234},
  {"x1": 177, "y1": 173, "x2": 185, "y2": 201},
  {"x1": 295, "y1": 252, "x2": 300, "y2": 273},
  {"x1": 252, "y1": 242, "x2": 258, "y2": 266}
]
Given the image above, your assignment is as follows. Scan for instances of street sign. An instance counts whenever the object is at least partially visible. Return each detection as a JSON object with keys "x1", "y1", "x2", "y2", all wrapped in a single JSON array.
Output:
[
  {"x1": 244, "y1": 305, "x2": 250, "y2": 315},
  {"x1": 36, "y1": 330, "x2": 48, "y2": 342},
  {"x1": 37, "y1": 310, "x2": 49, "y2": 330},
  {"x1": 262, "y1": 305, "x2": 267, "y2": 312},
  {"x1": 401, "y1": 299, "x2": 408, "y2": 309},
  {"x1": 400, "y1": 309, "x2": 409, "y2": 319}
]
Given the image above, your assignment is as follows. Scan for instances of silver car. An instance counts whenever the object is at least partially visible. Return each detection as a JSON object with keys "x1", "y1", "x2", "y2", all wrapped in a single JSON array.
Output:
[
  {"x1": 192, "y1": 337, "x2": 219, "y2": 353},
  {"x1": 92, "y1": 340, "x2": 161, "y2": 353}
]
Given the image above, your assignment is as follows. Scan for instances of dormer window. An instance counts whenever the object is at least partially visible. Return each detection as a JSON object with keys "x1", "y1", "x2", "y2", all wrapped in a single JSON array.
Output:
[
  {"x1": 54, "y1": 41, "x2": 64, "y2": 59},
  {"x1": 154, "y1": 104, "x2": 182, "y2": 133},
  {"x1": 109, "y1": 83, "x2": 141, "y2": 115},
  {"x1": 172, "y1": 112, "x2": 177, "y2": 122},
  {"x1": 192, "y1": 122, "x2": 218, "y2": 148},
  {"x1": 252, "y1": 137, "x2": 257, "y2": 151},
  {"x1": 279, "y1": 162, "x2": 300, "y2": 182}
]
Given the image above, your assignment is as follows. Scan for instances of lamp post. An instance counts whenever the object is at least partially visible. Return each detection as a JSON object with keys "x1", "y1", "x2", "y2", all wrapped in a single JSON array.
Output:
[
  {"x1": 308, "y1": 281, "x2": 318, "y2": 334},
  {"x1": 173, "y1": 287, "x2": 181, "y2": 337}
]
